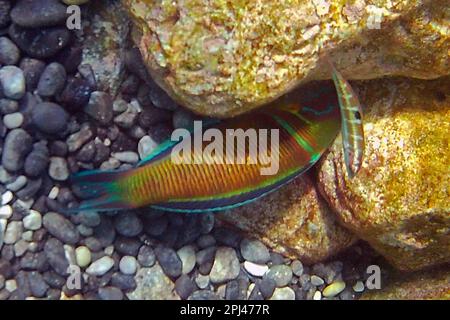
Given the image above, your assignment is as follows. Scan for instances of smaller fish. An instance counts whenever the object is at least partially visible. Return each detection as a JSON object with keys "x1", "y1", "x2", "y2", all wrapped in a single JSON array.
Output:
[{"x1": 328, "y1": 61, "x2": 365, "y2": 178}]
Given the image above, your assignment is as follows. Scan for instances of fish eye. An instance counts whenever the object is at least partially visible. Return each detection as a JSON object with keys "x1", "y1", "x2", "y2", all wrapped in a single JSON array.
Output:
[{"x1": 354, "y1": 111, "x2": 361, "y2": 120}]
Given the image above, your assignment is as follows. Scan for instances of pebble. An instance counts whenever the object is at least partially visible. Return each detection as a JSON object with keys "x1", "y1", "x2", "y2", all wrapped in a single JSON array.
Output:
[
  {"x1": 14, "y1": 239, "x2": 28, "y2": 257},
  {"x1": 37, "y1": 62, "x2": 67, "y2": 97},
  {"x1": 353, "y1": 280, "x2": 365, "y2": 293},
  {"x1": 244, "y1": 261, "x2": 269, "y2": 277},
  {"x1": 0, "y1": 99, "x2": 19, "y2": 114},
  {"x1": 240, "y1": 238, "x2": 270, "y2": 264},
  {"x1": 3, "y1": 112, "x2": 23, "y2": 129},
  {"x1": 113, "y1": 212, "x2": 143, "y2": 237},
  {"x1": 86, "y1": 256, "x2": 115, "y2": 276},
  {"x1": 23, "y1": 210, "x2": 42, "y2": 231},
  {"x1": 265, "y1": 265, "x2": 293, "y2": 288},
  {"x1": 6, "y1": 175, "x2": 27, "y2": 192},
  {"x1": 85, "y1": 91, "x2": 113, "y2": 125},
  {"x1": 313, "y1": 290, "x2": 322, "y2": 300},
  {"x1": 4, "y1": 221, "x2": 23, "y2": 244},
  {"x1": 0, "y1": 205, "x2": 12, "y2": 219},
  {"x1": 0, "y1": 37, "x2": 20, "y2": 65},
  {"x1": 291, "y1": 260, "x2": 304, "y2": 276},
  {"x1": 137, "y1": 245, "x2": 156, "y2": 267},
  {"x1": 24, "y1": 143, "x2": 49, "y2": 177},
  {"x1": 0, "y1": 1, "x2": 10, "y2": 29},
  {"x1": 259, "y1": 277, "x2": 277, "y2": 299},
  {"x1": 175, "y1": 274, "x2": 196, "y2": 300},
  {"x1": 31, "y1": 102, "x2": 68, "y2": 134},
  {"x1": 0, "y1": 219, "x2": 6, "y2": 249},
  {"x1": 154, "y1": 245, "x2": 182, "y2": 279},
  {"x1": 44, "y1": 238, "x2": 69, "y2": 276},
  {"x1": 138, "y1": 135, "x2": 158, "y2": 160},
  {"x1": 311, "y1": 275, "x2": 325, "y2": 286},
  {"x1": 75, "y1": 246, "x2": 91, "y2": 268},
  {"x1": 1, "y1": 191, "x2": 13, "y2": 205},
  {"x1": 111, "y1": 273, "x2": 136, "y2": 292},
  {"x1": 8, "y1": 24, "x2": 71, "y2": 59},
  {"x1": 28, "y1": 271, "x2": 49, "y2": 298},
  {"x1": 98, "y1": 286, "x2": 124, "y2": 300},
  {"x1": 0, "y1": 66, "x2": 25, "y2": 100},
  {"x1": 323, "y1": 281, "x2": 346, "y2": 298},
  {"x1": 20, "y1": 58, "x2": 46, "y2": 91},
  {"x1": 195, "y1": 274, "x2": 210, "y2": 289},
  {"x1": 113, "y1": 151, "x2": 139, "y2": 164},
  {"x1": 48, "y1": 157, "x2": 70, "y2": 181},
  {"x1": 11, "y1": 0, "x2": 68, "y2": 28},
  {"x1": 197, "y1": 234, "x2": 216, "y2": 249},
  {"x1": 209, "y1": 247, "x2": 240, "y2": 284},
  {"x1": 5, "y1": 279, "x2": 17, "y2": 292},
  {"x1": 177, "y1": 245, "x2": 196, "y2": 275},
  {"x1": 2, "y1": 129, "x2": 32, "y2": 172},
  {"x1": 119, "y1": 256, "x2": 137, "y2": 275},
  {"x1": 270, "y1": 287, "x2": 296, "y2": 300},
  {"x1": 43, "y1": 212, "x2": 80, "y2": 245}
]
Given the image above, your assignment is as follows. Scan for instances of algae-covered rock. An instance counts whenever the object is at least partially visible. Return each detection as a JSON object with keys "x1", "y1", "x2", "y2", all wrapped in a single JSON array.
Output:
[
  {"x1": 122, "y1": 0, "x2": 449, "y2": 117},
  {"x1": 317, "y1": 77, "x2": 450, "y2": 272},
  {"x1": 218, "y1": 175, "x2": 357, "y2": 265},
  {"x1": 80, "y1": 0, "x2": 130, "y2": 95},
  {"x1": 361, "y1": 266, "x2": 450, "y2": 300}
]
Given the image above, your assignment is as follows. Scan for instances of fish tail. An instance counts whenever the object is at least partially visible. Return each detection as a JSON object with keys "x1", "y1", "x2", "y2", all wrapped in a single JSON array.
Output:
[{"x1": 66, "y1": 169, "x2": 134, "y2": 213}]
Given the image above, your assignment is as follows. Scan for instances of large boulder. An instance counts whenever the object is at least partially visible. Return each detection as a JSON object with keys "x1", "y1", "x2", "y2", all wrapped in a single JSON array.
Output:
[
  {"x1": 122, "y1": 0, "x2": 449, "y2": 117},
  {"x1": 317, "y1": 76, "x2": 450, "y2": 272},
  {"x1": 218, "y1": 175, "x2": 357, "y2": 265}
]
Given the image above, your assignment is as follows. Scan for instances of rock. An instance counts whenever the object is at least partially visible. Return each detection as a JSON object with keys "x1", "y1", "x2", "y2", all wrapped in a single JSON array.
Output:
[
  {"x1": 85, "y1": 91, "x2": 113, "y2": 125},
  {"x1": 311, "y1": 275, "x2": 325, "y2": 286},
  {"x1": 361, "y1": 266, "x2": 450, "y2": 300},
  {"x1": 0, "y1": 37, "x2": 20, "y2": 65},
  {"x1": 23, "y1": 210, "x2": 42, "y2": 231},
  {"x1": 264, "y1": 265, "x2": 293, "y2": 288},
  {"x1": 291, "y1": 260, "x2": 304, "y2": 277},
  {"x1": 66, "y1": 124, "x2": 93, "y2": 153},
  {"x1": 37, "y1": 62, "x2": 67, "y2": 97},
  {"x1": 43, "y1": 212, "x2": 79, "y2": 245},
  {"x1": 113, "y1": 151, "x2": 139, "y2": 164},
  {"x1": 177, "y1": 245, "x2": 196, "y2": 275},
  {"x1": 119, "y1": 256, "x2": 137, "y2": 275},
  {"x1": 98, "y1": 286, "x2": 124, "y2": 300},
  {"x1": 110, "y1": 273, "x2": 136, "y2": 292},
  {"x1": 75, "y1": 246, "x2": 91, "y2": 268},
  {"x1": 80, "y1": 0, "x2": 129, "y2": 95},
  {"x1": 240, "y1": 238, "x2": 270, "y2": 264},
  {"x1": 0, "y1": 99, "x2": 19, "y2": 114},
  {"x1": 317, "y1": 77, "x2": 450, "y2": 271},
  {"x1": 4, "y1": 221, "x2": 23, "y2": 244},
  {"x1": 27, "y1": 271, "x2": 49, "y2": 298},
  {"x1": 243, "y1": 261, "x2": 269, "y2": 278},
  {"x1": 24, "y1": 142, "x2": 49, "y2": 177},
  {"x1": 44, "y1": 238, "x2": 69, "y2": 276},
  {"x1": 20, "y1": 58, "x2": 46, "y2": 91},
  {"x1": 0, "y1": 66, "x2": 25, "y2": 100},
  {"x1": 60, "y1": 77, "x2": 94, "y2": 111},
  {"x1": 86, "y1": 256, "x2": 115, "y2": 276},
  {"x1": 195, "y1": 274, "x2": 210, "y2": 289},
  {"x1": 2, "y1": 129, "x2": 32, "y2": 172},
  {"x1": 113, "y1": 211, "x2": 143, "y2": 237},
  {"x1": 31, "y1": 102, "x2": 68, "y2": 134},
  {"x1": 3, "y1": 112, "x2": 24, "y2": 129},
  {"x1": 11, "y1": 0, "x2": 68, "y2": 28},
  {"x1": 323, "y1": 281, "x2": 346, "y2": 298},
  {"x1": 218, "y1": 175, "x2": 356, "y2": 264},
  {"x1": 48, "y1": 157, "x2": 70, "y2": 182},
  {"x1": 137, "y1": 245, "x2": 156, "y2": 268},
  {"x1": 124, "y1": 0, "x2": 450, "y2": 117},
  {"x1": 9, "y1": 24, "x2": 71, "y2": 59},
  {"x1": 209, "y1": 247, "x2": 240, "y2": 284},
  {"x1": 127, "y1": 264, "x2": 180, "y2": 300},
  {"x1": 0, "y1": 1, "x2": 11, "y2": 28},
  {"x1": 154, "y1": 245, "x2": 182, "y2": 279},
  {"x1": 270, "y1": 287, "x2": 296, "y2": 300},
  {"x1": 175, "y1": 274, "x2": 196, "y2": 300},
  {"x1": 138, "y1": 135, "x2": 158, "y2": 160}
]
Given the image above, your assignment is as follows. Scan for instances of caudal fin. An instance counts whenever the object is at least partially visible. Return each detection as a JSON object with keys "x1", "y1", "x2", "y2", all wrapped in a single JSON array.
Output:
[{"x1": 67, "y1": 169, "x2": 134, "y2": 213}]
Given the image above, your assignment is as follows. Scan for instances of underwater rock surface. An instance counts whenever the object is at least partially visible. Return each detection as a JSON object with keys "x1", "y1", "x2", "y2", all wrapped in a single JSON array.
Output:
[
  {"x1": 218, "y1": 176, "x2": 356, "y2": 264},
  {"x1": 123, "y1": 0, "x2": 449, "y2": 117},
  {"x1": 318, "y1": 77, "x2": 450, "y2": 272},
  {"x1": 361, "y1": 266, "x2": 450, "y2": 300}
]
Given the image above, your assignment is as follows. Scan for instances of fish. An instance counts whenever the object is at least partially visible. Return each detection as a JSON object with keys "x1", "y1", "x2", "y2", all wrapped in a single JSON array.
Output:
[
  {"x1": 328, "y1": 61, "x2": 365, "y2": 178},
  {"x1": 68, "y1": 81, "x2": 342, "y2": 213}
]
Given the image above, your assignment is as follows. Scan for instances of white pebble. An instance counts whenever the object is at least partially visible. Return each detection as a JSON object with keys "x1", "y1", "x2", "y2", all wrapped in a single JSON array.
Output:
[
  {"x1": 3, "y1": 112, "x2": 23, "y2": 129},
  {"x1": 23, "y1": 210, "x2": 42, "y2": 231},
  {"x1": 5, "y1": 279, "x2": 17, "y2": 292},
  {"x1": 1, "y1": 191, "x2": 13, "y2": 205},
  {"x1": 353, "y1": 280, "x2": 365, "y2": 293},
  {"x1": 313, "y1": 290, "x2": 322, "y2": 300},
  {"x1": 119, "y1": 256, "x2": 138, "y2": 275},
  {"x1": 113, "y1": 151, "x2": 139, "y2": 164},
  {"x1": 104, "y1": 245, "x2": 114, "y2": 256},
  {"x1": 75, "y1": 246, "x2": 92, "y2": 268},
  {"x1": 0, "y1": 205, "x2": 12, "y2": 219},
  {"x1": 48, "y1": 186, "x2": 59, "y2": 200},
  {"x1": 86, "y1": 256, "x2": 115, "y2": 276},
  {"x1": 244, "y1": 261, "x2": 269, "y2": 277},
  {"x1": 311, "y1": 275, "x2": 325, "y2": 286}
]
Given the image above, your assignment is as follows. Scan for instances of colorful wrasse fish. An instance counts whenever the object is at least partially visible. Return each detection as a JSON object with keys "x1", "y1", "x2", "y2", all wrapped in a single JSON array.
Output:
[
  {"x1": 68, "y1": 81, "x2": 344, "y2": 213},
  {"x1": 329, "y1": 62, "x2": 365, "y2": 178}
]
